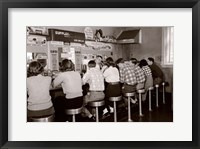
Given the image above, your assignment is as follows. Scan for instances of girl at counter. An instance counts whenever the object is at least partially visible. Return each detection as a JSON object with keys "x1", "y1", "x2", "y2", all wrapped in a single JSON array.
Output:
[
  {"x1": 53, "y1": 59, "x2": 83, "y2": 122},
  {"x1": 102, "y1": 57, "x2": 121, "y2": 117},
  {"x1": 139, "y1": 59, "x2": 153, "y2": 101},
  {"x1": 27, "y1": 61, "x2": 55, "y2": 121}
]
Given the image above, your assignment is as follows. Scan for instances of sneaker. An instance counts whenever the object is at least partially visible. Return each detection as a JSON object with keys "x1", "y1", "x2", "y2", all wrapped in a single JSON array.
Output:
[
  {"x1": 101, "y1": 112, "x2": 111, "y2": 120},
  {"x1": 131, "y1": 98, "x2": 137, "y2": 104},
  {"x1": 88, "y1": 116, "x2": 96, "y2": 122}
]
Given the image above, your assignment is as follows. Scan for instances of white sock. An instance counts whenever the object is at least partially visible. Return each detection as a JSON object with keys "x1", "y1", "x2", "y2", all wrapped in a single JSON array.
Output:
[
  {"x1": 109, "y1": 106, "x2": 114, "y2": 113},
  {"x1": 103, "y1": 108, "x2": 108, "y2": 114},
  {"x1": 88, "y1": 114, "x2": 93, "y2": 118}
]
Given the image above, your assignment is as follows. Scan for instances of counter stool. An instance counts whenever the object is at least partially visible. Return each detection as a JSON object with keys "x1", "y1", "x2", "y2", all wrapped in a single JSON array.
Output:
[
  {"x1": 109, "y1": 96, "x2": 122, "y2": 122},
  {"x1": 162, "y1": 82, "x2": 166, "y2": 104},
  {"x1": 155, "y1": 84, "x2": 159, "y2": 107},
  {"x1": 148, "y1": 86, "x2": 154, "y2": 111},
  {"x1": 65, "y1": 107, "x2": 82, "y2": 122},
  {"x1": 30, "y1": 114, "x2": 54, "y2": 122},
  {"x1": 123, "y1": 92, "x2": 135, "y2": 122},
  {"x1": 137, "y1": 89, "x2": 145, "y2": 117},
  {"x1": 88, "y1": 100, "x2": 105, "y2": 122}
]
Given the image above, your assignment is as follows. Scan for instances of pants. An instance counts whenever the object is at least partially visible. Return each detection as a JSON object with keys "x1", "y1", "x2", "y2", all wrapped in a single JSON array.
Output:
[
  {"x1": 104, "y1": 83, "x2": 122, "y2": 112},
  {"x1": 52, "y1": 96, "x2": 83, "y2": 122},
  {"x1": 82, "y1": 91, "x2": 105, "y2": 117}
]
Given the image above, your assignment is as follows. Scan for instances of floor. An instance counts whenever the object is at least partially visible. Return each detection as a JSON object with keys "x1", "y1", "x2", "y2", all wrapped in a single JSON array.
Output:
[{"x1": 55, "y1": 92, "x2": 173, "y2": 122}]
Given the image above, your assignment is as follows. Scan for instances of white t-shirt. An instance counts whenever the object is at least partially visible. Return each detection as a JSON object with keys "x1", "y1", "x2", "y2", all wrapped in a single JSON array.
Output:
[
  {"x1": 103, "y1": 66, "x2": 120, "y2": 83},
  {"x1": 53, "y1": 71, "x2": 83, "y2": 98},
  {"x1": 27, "y1": 75, "x2": 52, "y2": 111}
]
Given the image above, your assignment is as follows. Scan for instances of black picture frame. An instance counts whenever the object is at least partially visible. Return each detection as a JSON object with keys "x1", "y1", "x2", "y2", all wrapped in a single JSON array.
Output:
[{"x1": 0, "y1": 0, "x2": 199, "y2": 148}]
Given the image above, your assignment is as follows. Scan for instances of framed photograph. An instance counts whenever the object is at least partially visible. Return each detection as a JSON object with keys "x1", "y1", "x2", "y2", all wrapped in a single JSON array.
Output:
[{"x1": 0, "y1": 0, "x2": 199, "y2": 148}]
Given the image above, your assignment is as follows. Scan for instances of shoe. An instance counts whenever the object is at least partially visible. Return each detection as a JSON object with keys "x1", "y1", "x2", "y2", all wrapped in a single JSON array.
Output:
[
  {"x1": 101, "y1": 112, "x2": 111, "y2": 120},
  {"x1": 131, "y1": 98, "x2": 137, "y2": 104},
  {"x1": 88, "y1": 116, "x2": 96, "y2": 122}
]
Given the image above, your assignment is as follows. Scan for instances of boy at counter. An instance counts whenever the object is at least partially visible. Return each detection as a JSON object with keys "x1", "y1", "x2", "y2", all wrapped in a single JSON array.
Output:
[
  {"x1": 27, "y1": 61, "x2": 55, "y2": 121},
  {"x1": 82, "y1": 60, "x2": 105, "y2": 120},
  {"x1": 53, "y1": 59, "x2": 83, "y2": 122}
]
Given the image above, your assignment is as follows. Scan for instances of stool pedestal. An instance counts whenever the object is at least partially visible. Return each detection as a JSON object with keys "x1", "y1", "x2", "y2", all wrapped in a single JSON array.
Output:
[
  {"x1": 88, "y1": 100, "x2": 105, "y2": 122},
  {"x1": 162, "y1": 82, "x2": 166, "y2": 104},
  {"x1": 124, "y1": 92, "x2": 135, "y2": 122},
  {"x1": 137, "y1": 89, "x2": 145, "y2": 117},
  {"x1": 148, "y1": 87, "x2": 154, "y2": 111},
  {"x1": 109, "y1": 96, "x2": 122, "y2": 122},
  {"x1": 65, "y1": 107, "x2": 82, "y2": 122},
  {"x1": 155, "y1": 84, "x2": 159, "y2": 107}
]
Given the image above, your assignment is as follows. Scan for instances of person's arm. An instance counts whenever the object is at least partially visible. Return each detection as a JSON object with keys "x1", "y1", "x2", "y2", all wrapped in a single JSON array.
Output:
[
  {"x1": 103, "y1": 68, "x2": 109, "y2": 79},
  {"x1": 119, "y1": 68, "x2": 124, "y2": 83},
  {"x1": 82, "y1": 71, "x2": 90, "y2": 85},
  {"x1": 53, "y1": 74, "x2": 63, "y2": 88}
]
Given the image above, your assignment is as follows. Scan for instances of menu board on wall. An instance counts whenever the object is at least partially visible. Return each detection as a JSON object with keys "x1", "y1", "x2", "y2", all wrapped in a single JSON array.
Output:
[
  {"x1": 48, "y1": 29, "x2": 85, "y2": 43},
  {"x1": 74, "y1": 49, "x2": 82, "y2": 72},
  {"x1": 49, "y1": 50, "x2": 58, "y2": 71}
]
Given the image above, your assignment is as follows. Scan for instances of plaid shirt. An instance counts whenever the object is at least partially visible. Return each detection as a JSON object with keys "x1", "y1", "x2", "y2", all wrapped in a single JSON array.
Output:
[
  {"x1": 133, "y1": 65, "x2": 146, "y2": 83},
  {"x1": 142, "y1": 66, "x2": 152, "y2": 77},
  {"x1": 119, "y1": 64, "x2": 137, "y2": 86}
]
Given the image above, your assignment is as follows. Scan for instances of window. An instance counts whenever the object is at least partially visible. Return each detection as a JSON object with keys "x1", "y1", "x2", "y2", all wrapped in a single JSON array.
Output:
[{"x1": 162, "y1": 27, "x2": 174, "y2": 66}]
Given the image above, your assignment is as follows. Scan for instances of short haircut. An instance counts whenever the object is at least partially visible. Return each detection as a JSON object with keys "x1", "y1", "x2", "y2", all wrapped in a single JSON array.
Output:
[
  {"x1": 27, "y1": 61, "x2": 44, "y2": 77},
  {"x1": 148, "y1": 57, "x2": 154, "y2": 63},
  {"x1": 88, "y1": 60, "x2": 96, "y2": 68},
  {"x1": 130, "y1": 58, "x2": 138, "y2": 65},
  {"x1": 62, "y1": 59, "x2": 75, "y2": 71},
  {"x1": 106, "y1": 57, "x2": 115, "y2": 67},
  {"x1": 115, "y1": 58, "x2": 124, "y2": 65},
  {"x1": 139, "y1": 59, "x2": 148, "y2": 67}
]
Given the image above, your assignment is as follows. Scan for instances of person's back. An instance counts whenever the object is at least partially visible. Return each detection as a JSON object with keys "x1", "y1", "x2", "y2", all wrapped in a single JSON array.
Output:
[
  {"x1": 120, "y1": 63, "x2": 137, "y2": 86},
  {"x1": 82, "y1": 61, "x2": 104, "y2": 91},
  {"x1": 27, "y1": 75, "x2": 52, "y2": 110},
  {"x1": 149, "y1": 62, "x2": 163, "y2": 79},
  {"x1": 54, "y1": 71, "x2": 83, "y2": 98}
]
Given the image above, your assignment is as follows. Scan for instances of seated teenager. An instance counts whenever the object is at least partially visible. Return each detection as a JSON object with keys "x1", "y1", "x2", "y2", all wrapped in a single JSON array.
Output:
[
  {"x1": 82, "y1": 60, "x2": 105, "y2": 120},
  {"x1": 53, "y1": 59, "x2": 83, "y2": 122}
]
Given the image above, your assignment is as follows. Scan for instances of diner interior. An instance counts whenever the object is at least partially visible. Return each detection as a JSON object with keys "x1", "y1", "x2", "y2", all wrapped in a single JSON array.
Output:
[{"x1": 26, "y1": 26, "x2": 173, "y2": 122}]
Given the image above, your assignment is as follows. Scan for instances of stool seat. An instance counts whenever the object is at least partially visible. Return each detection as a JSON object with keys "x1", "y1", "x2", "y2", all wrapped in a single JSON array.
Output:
[
  {"x1": 123, "y1": 92, "x2": 135, "y2": 97},
  {"x1": 88, "y1": 100, "x2": 105, "y2": 107},
  {"x1": 109, "y1": 96, "x2": 122, "y2": 102},
  {"x1": 155, "y1": 84, "x2": 159, "y2": 87},
  {"x1": 65, "y1": 107, "x2": 82, "y2": 115},
  {"x1": 137, "y1": 89, "x2": 145, "y2": 94},
  {"x1": 30, "y1": 114, "x2": 54, "y2": 122},
  {"x1": 148, "y1": 86, "x2": 154, "y2": 90}
]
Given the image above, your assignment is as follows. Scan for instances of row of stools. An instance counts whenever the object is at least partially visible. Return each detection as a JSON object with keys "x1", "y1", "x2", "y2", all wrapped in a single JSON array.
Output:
[{"x1": 30, "y1": 82, "x2": 167, "y2": 122}]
